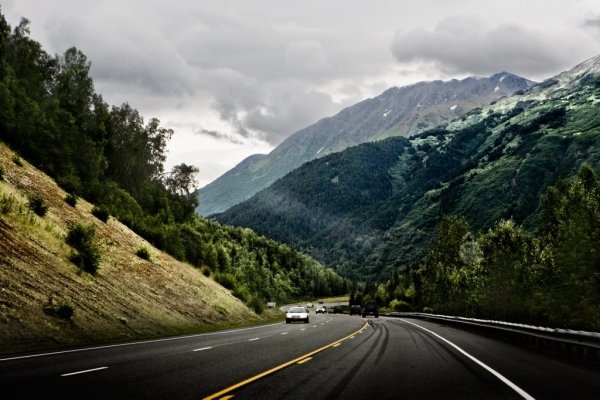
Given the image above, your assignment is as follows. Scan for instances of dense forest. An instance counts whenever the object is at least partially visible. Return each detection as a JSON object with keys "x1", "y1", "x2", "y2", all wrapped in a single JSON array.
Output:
[
  {"x1": 0, "y1": 10, "x2": 347, "y2": 310},
  {"x1": 359, "y1": 166, "x2": 600, "y2": 331},
  {"x1": 217, "y1": 59, "x2": 600, "y2": 283}
]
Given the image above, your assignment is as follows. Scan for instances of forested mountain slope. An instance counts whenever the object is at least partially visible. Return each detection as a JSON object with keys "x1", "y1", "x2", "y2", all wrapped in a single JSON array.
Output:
[
  {"x1": 197, "y1": 73, "x2": 533, "y2": 216},
  {"x1": 216, "y1": 55, "x2": 600, "y2": 280},
  {"x1": 0, "y1": 9, "x2": 348, "y2": 352}
]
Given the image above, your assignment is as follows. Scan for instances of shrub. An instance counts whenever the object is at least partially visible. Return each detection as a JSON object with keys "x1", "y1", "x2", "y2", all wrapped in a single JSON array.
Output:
[
  {"x1": 136, "y1": 246, "x2": 151, "y2": 260},
  {"x1": 65, "y1": 193, "x2": 78, "y2": 207},
  {"x1": 215, "y1": 273, "x2": 237, "y2": 290},
  {"x1": 66, "y1": 223, "x2": 100, "y2": 274},
  {"x1": 232, "y1": 286, "x2": 250, "y2": 303},
  {"x1": 0, "y1": 165, "x2": 4, "y2": 181},
  {"x1": 12, "y1": 155, "x2": 22, "y2": 166},
  {"x1": 55, "y1": 299, "x2": 76, "y2": 320},
  {"x1": 248, "y1": 296, "x2": 264, "y2": 314},
  {"x1": 43, "y1": 298, "x2": 75, "y2": 320},
  {"x1": 28, "y1": 193, "x2": 48, "y2": 217},
  {"x1": 389, "y1": 299, "x2": 412, "y2": 312},
  {"x1": 91, "y1": 206, "x2": 110, "y2": 222},
  {"x1": 0, "y1": 193, "x2": 15, "y2": 214}
]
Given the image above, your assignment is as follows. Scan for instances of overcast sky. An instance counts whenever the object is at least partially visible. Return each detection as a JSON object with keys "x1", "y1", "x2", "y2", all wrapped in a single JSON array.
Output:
[{"x1": 4, "y1": 0, "x2": 600, "y2": 187}]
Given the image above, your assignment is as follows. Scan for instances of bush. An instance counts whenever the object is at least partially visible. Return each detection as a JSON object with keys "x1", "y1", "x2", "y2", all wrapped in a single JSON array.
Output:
[
  {"x1": 12, "y1": 155, "x2": 22, "y2": 167},
  {"x1": 215, "y1": 273, "x2": 237, "y2": 290},
  {"x1": 0, "y1": 193, "x2": 16, "y2": 214},
  {"x1": 66, "y1": 223, "x2": 100, "y2": 274},
  {"x1": 136, "y1": 246, "x2": 151, "y2": 260},
  {"x1": 248, "y1": 296, "x2": 264, "y2": 314},
  {"x1": 43, "y1": 298, "x2": 75, "y2": 320},
  {"x1": 389, "y1": 299, "x2": 412, "y2": 312},
  {"x1": 55, "y1": 299, "x2": 76, "y2": 320},
  {"x1": 91, "y1": 206, "x2": 110, "y2": 222},
  {"x1": 0, "y1": 165, "x2": 4, "y2": 181},
  {"x1": 28, "y1": 193, "x2": 48, "y2": 217},
  {"x1": 65, "y1": 193, "x2": 78, "y2": 207}
]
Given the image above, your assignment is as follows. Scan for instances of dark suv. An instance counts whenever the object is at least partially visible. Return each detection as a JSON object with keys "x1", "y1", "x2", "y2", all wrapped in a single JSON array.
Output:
[
  {"x1": 349, "y1": 305, "x2": 361, "y2": 315},
  {"x1": 362, "y1": 301, "x2": 379, "y2": 318}
]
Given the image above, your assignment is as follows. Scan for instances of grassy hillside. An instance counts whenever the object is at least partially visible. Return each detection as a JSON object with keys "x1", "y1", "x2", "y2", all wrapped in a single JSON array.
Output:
[{"x1": 0, "y1": 141, "x2": 263, "y2": 353}]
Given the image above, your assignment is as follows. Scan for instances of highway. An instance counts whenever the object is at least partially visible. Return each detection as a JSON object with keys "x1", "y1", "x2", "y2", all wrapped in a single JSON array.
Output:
[{"x1": 1, "y1": 314, "x2": 599, "y2": 399}]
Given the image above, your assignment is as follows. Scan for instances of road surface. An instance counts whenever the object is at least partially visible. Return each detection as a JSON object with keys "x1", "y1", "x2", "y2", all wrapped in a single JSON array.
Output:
[{"x1": 2, "y1": 314, "x2": 599, "y2": 399}]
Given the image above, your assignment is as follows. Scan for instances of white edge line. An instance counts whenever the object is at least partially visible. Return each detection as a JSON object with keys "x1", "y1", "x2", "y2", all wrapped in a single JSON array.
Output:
[
  {"x1": 0, "y1": 322, "x2": 282, "y2": 362},
  {"x1": 61, "y1": 366, "x2": 108, "y2": 377},
  {"x1": 193, "y1": 347, "x2": 213, "y2": 352},
  {"x1": 401, "y1": 319, "x2": 535, "y2": 400},
  {"x1": 248, "y1": 338, "x2": 260, "y2": 342}
]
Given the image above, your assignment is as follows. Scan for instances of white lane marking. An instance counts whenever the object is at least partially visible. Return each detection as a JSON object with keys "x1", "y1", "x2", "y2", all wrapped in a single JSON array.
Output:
[
  {"x1": 300, "y1": 328, "x2": 306, "y2": 331},
  {"x1": 321, "y1": 323, "x2": 325, "y2": 325},
  {"x1": 0, "y1": 322, "x2": 283, "y2": 362},
  {"x1": 248, "y1": 338, "x2": 260, "y2": 342},
  {"x1": 281, "y1": 332, "x2": 288, "y2": 335},
  {"x1": 61, "y1": 366, "x2": 108, "y2": 377},
  {"x1": 312, "y1": 325, "x2": 317, "y2": 328},
  {"x1": 401, "y1": 319, "x2": 535, "y2": 400},
  {"x1": 193, "y1": 347, "x2": 213, "y2": 352}
]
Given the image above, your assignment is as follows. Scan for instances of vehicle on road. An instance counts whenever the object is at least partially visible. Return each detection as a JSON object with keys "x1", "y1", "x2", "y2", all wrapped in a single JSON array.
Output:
[
  {"x1": 306, "y1": 303, "x2": 314, "y2": 308},
  {"x1": 362, "y1": 301, "x2": 379, "y2": 318},
  {"x1": 286, "y1": 306, "x2": 309, "y2": 323},
  {"x1": 349, "y1": 304, "x2": 361, "y2": 315},
  {"x1": 315, "y1": 305, "x2": 327, "y2": 314},
  {"x1": 330, "y1": 305, "x2": 343, "y2": 314}
]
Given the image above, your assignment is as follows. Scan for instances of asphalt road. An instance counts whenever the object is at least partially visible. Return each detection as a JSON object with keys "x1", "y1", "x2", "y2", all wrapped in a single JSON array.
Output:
[{"x1": 2, "y1": 314, "x2": 599, "y2": 399}]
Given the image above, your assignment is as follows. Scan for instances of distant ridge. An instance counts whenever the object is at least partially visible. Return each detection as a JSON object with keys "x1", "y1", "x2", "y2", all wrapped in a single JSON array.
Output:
[
  {"x1": 196, "y1": 72, "x2": 534, "y2": 216},
  {"x1": 214, "y1": 54, "x2": 600, "y2": 279}
]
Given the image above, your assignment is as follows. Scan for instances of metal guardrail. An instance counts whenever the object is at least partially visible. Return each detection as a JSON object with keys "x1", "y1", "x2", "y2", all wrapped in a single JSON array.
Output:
[{"x1": 385, "y1": 312, "x2": 600, "y2": 361}]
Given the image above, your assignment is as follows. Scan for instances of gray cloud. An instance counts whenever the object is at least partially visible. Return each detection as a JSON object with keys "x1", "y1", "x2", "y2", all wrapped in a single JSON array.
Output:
[
  {"x1": 391, "y1": 15, "x2": 581, "y2": 77},
  {"x1": 197, "y1": 129, "x2": 244, "y2": 145},
  {"x1": 6, "y1": 0, "x2": 600, "y2": 184},
  {"x1": 243, "y1": 81, "x2": 339, "y2": 144},
  {"x1": 584, "y1": 15, "x2": 600, "y2": 30}
]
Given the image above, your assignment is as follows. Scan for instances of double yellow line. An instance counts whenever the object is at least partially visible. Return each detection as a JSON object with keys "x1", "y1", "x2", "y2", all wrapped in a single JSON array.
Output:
[{"x1": 203, "y1": 321, "x2": 369, "y2": 400}]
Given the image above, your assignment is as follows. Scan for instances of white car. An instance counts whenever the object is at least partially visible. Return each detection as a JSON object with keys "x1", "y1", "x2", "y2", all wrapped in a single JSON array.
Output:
[{"x1": 286, "y1": 306, "x2": 309, "y2": 324}]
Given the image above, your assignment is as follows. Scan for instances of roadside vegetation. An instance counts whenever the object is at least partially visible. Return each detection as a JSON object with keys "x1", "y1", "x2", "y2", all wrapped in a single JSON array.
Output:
[
  {"x1": 0, "y1": 10, "x2": 347, "y2": 314},
  {"x1": 357, "y1": 166, "x2": 600, "y2": 331}
]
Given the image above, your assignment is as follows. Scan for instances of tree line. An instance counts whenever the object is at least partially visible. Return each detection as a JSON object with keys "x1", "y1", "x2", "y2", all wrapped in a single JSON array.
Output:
[
  {"x1": 359, "y1": 166, "x2": 600, "y2": 331},
  {"x1": 0, "y1": 10, "x2": 347, "y2": 310}
]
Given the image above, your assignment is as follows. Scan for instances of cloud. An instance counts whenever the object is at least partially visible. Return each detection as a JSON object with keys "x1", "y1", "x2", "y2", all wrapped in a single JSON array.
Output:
[
  {"x1": 584, "y1": 14, "x2": 600, "y2": 30},
  {"x1": 390, "y1": 15, "x2": 585, "y2": 78},
  {"x1": 243, "y1": 81, "x2": 339, "y2": 144},
  {"x1": 197, "y1": 129, "x2": 243, "y2": 145}
]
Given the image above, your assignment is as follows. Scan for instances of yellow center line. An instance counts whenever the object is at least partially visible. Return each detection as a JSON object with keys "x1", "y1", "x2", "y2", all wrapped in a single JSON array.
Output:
[
  {"x1": 202, "y1": 321, "x2": 368, "y2": 400},
  {"x1": 332, "y1": 343, "x2": 341, "y2": 348},
  {"x1": 297, "y1": 357, "x2": 312, "y2": 365}
]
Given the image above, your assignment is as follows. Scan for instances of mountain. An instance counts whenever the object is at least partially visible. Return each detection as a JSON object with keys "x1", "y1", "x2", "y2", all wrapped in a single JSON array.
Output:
[
  {"x1": 215, "y1": 55, "x2": 600, "y2": 280},
  {"x1": 197, "y1": 73, "x2": 534, "y2": 216}
]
